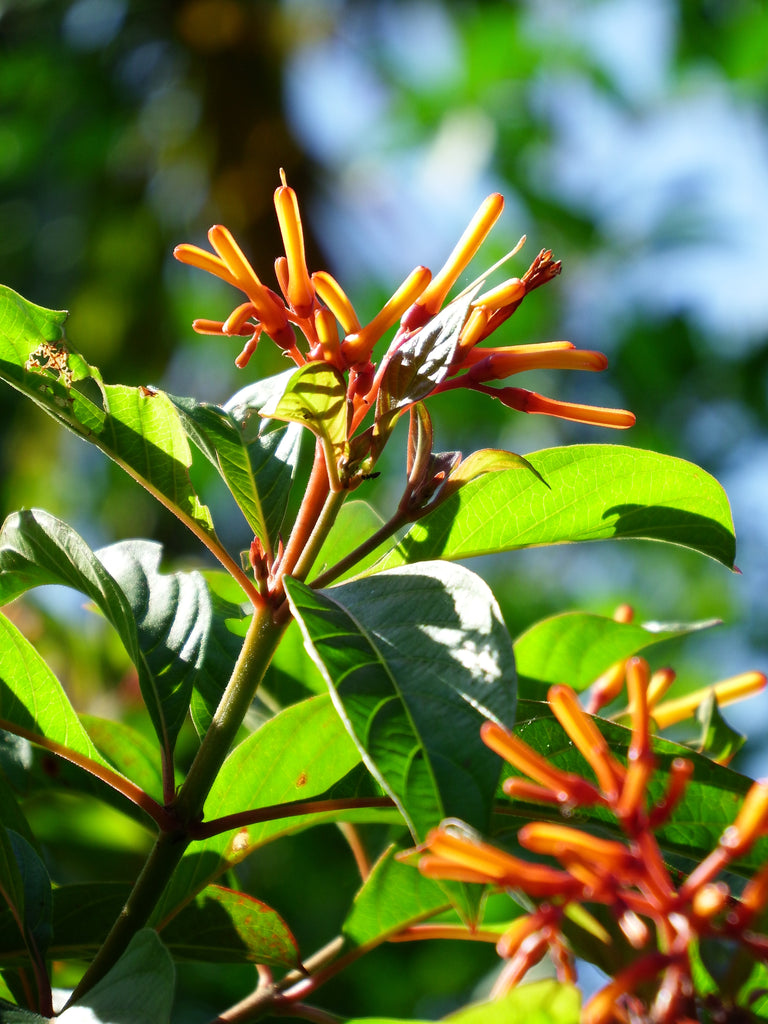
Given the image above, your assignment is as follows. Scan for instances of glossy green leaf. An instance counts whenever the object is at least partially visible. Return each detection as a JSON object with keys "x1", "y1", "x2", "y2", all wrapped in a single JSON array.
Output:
[
  {"x1": 96, "y1": 538, "x2": 219, "y2": 753},
  {"x1": 171, "y1": 371, "x2": 301, "y2": 553},
  {"x1": 59, "y1": 929, "x2": 174, "y2": 1024},
  {"x1": 514, "y1": 612, "x2": 720, "y2": 693},
  {"x1": 344, "y1": 844, "x2": 459, "y2": 948},
  {"x1": 160, "y1": 884, "x2": 300, "y2": 967},
  {"x1": 0, "y1": 285, "x2": 215, "y2": 541},
  {"x1": 259, "y1": 362, "x2": 348, "y2": 485},
  {"x1": 153, "y1": 695, "x2": 374, "y2": 923},
  {"x1": 285, "y1": 562, "x2": 516, "y2": 840},
  {"x1": 371, "y1": 445, "x2": 736, "y2": 571}
]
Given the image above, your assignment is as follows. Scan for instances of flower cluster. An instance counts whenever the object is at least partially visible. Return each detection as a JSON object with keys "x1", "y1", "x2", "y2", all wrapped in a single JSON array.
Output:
[
  {"x1": 418, "y1": 652, "x2": 768, "y2": 1024},
  {"x1": 174, "y1": 171, "x2": 635, "y2": 436}
]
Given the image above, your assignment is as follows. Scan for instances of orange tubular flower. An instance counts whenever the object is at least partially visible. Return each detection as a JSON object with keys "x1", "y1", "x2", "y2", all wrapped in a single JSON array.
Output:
[
  {"x1": 274, "y1": 169, "x2": 315, "y2": 318},
  {"x1": 410, "y1": 192, "x2": 505, "y2": 322},
  {"x1": 341, "y1": 265, "x2": 432, "y2": 365}
]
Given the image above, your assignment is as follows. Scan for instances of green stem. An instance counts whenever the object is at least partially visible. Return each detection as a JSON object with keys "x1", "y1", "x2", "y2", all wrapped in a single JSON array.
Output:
[
  {"x1": 290, "y1": 486, "x2": 348, "y2": 583},
  {"x1": 309, "y1": 511, "x2": 408, "y2": 589},
  {"x1": 67, "y1": 602, "x2": 286, "y2": 1006},
  {"x1": 173, "y1": 602, "x2": 287, "y2": 824}
]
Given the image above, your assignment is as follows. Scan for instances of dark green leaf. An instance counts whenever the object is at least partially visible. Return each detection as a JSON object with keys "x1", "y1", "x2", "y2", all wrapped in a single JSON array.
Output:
[
  {"x1": 0, "y1": 1003, "x2": 49, "y2": 1023},
  {"x1": 0, "y1": 511, "x2": 197, "y2": 758},
  {"x1": 514, "y1": 612, "x2": 720, "y2": 693},
  {"x1": 285, "y1": 562, "x2": 516, "y2": 840},
  {"x1": 160, "y1": 884, "x2": 300, "y2": 967},
  {"x1": 96, "y1": 538, "x2": 215, "y2": 754},
  {"x1": 6, "y1": 834, "x2": 51, "y2": 962},
  {"x1": 372, "y1": 446, "x2": 736, "y2": 570},
  {"x1": 171, "y1": 371, "x2": 301, "y2": 554},
  {"x1": 376, "y1": 290, "x2": 476, "y2": 435},
  {"x1": 0, "y1": 285, "x2": 215, "y2": 541},
  {"x1": 61, "y1": 929, "x2": 174, "y2": 1024}
]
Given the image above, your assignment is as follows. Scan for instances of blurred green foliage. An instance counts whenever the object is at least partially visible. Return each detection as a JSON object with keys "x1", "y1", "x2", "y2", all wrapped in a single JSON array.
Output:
[{"x1": 1, "y1": 0, "x2": 767, "y2": 1017}]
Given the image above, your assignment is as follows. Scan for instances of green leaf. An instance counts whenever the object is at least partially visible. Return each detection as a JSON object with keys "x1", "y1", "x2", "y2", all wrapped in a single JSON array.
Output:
[
  {"x1": 0, "y1": 612, "x2": 111, "y2": 771},
  {"x1": 160, "y1": 884, "x2": 300, "y2": 967},
  {"x1": 693, "y1": 693, "x2": 746, "y2": 764},
  {"x1": 59, "y1": 929, "x2": 174, "y2": 1024},
  {"x1": 0, "y1": 828, "x2": 25, "y2": 935},
  {"x1": 313, "y1": 500, "x2": 390, "y2": 583},
  {"x1": 438, "y1": 447, "x2": 546, "y2": 502},
  {"x1": 170, "y1": 371, "x2": 302, "y2": 554},
  {"x1": 0, "y1": 1003, "x2": 49, "y2": 1023},
  {"x1": 0, "y1": 511, "x2": 199, "y2": 758},
  {"x1": 259, "y1": 362, "x2": 349, "y2": 487},
  {"x1": 188, "y1": 584, "x2": 251, "y2": 738},
  {"x1": 6, "y1": 834, "x2": 51, "y2": 963},
  {"x1": 285, "y1": 562, "x2": 516, "y2": 840},
  {"x1": 372, "y1": 445, "x2": 736, "y2": 571},
  {"x1": 152, "y1": 695, "x2": 371, "y2": 923},
  {"x1": 514, "y1": 612, "x2": 720, "y2": 693},
  {"x1": 344, "y1": 844, "x2": 459, "y2": 948},
  {"x1": 0, "y1": 285, "x2": 215, "y2": 542},
  {"x1": 444, "y1": 981, "x2": 581, "y2": 1024},
  {"x1": 80, "y1": 716, "x2": 164, "y2": 802},
  {"x1": 96, "y1": 538, "x2": 217, "y2": 755}
]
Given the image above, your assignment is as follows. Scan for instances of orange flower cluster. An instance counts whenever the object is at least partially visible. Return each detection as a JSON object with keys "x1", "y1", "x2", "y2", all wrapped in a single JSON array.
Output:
[
  {"x1": 418, "y1": 656, "x2": 768, "y2": 1024},
  {"x1": 174, "y1": 172, "x2": 635, "y2": 432}
]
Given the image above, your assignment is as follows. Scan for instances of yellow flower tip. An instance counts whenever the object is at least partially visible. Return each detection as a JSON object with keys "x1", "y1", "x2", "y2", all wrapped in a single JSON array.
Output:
[
  {"x1": 273, "y1": 177, "x2": 315, "y2": 318},
  {"x1": 174, "y1": 242, "x2": 240, "y2": 288},
  {"x1": 625, "y1": 656, "x2": 650, "y2": 716},
  {"x1": 341, "y1": 265, "x2": 432, "y2": 365},
  {"x1": 692, "y1": 881, "x2": 730, "y2": 919},
  {"x1": 495, "y1": 388, "x2": 636, "y2": 428},
  {"x1": 473, "y1": 277, "x2": 526, "y2": 312},
  {"x1": 455, "y1": 306, "x2": 490, "y2": 354},
  {"x1": 646, "y1": 668, "x2": 676, "y2": 710},
  {"x1": 548, "y1": 685, "x2": 626, "y2": 798},
  {"x1": 314, "y1": 307, "x2": 341, "y2": 361},
  {"x1": 418, "y1": 192, "x2": 505, "y2": 316},
  {"x1": 234, "y1": 331, "x2": 261, "y2": 369},
  {"x1": 588, "y1": 661, "x2": 627, "y2": 712},
  {"x1": 722, "y1": 779, "x2": 768, "y2": 854},
  {"x1": 311, "y1": 270, "x2": 362, "y2": 336},
  {"x1": 651, "y1": 671, "x2": 766, "y2": 730}
]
